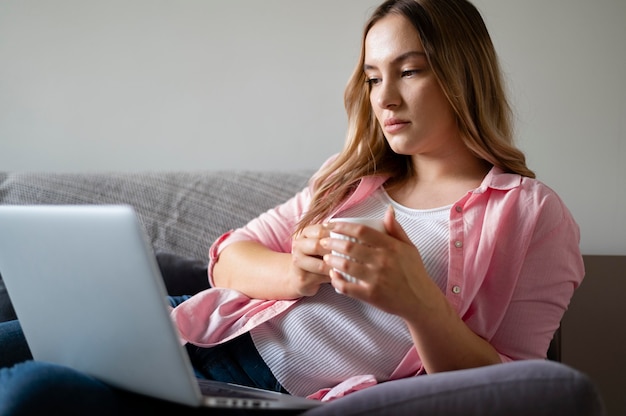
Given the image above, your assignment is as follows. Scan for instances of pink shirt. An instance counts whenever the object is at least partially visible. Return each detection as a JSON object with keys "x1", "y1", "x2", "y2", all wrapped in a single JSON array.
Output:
[{"x1": 171, "y1": 161, "x2": 584, "y2": 400}]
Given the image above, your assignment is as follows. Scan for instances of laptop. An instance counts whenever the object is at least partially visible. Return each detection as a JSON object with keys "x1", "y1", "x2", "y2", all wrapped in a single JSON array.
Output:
[{"x1": 0, "y1": 204, "x2": 322, "y2": 411}]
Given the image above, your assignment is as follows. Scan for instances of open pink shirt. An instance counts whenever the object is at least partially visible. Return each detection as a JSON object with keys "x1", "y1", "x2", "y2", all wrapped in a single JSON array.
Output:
[{"x1": 171, "y1": 162, "x2": 584, "y2": 400}]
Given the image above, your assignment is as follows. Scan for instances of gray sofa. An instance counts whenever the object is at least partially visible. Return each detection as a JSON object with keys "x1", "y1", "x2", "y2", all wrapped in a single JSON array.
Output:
[{"x1": 0, "y1": 170, "x2": 605, "y2": 415}]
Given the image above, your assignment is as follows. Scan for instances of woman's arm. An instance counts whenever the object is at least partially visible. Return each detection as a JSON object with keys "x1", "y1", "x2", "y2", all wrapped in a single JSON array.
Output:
[
  {"x1": 213, "y1": 228, "x2": 333, "y2": 300},
  {"x1": 212, "y1": 241, "x2": 295, "y2": 299},
  {"x1": 208, "y1": 174, "x2": 331, "y2": 299},
  {"x1": 486, "y1": 196, "x2": 584, "y2": 361}
]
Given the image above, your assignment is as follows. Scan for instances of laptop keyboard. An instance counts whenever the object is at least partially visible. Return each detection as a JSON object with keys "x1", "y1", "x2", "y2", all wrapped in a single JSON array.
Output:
[{"x1": 197, "y1": 379, "x2": 279, "y2": 401}]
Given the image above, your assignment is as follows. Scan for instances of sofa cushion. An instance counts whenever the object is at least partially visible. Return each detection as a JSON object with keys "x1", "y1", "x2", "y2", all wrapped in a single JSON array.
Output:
[{"x1": 155, "y1": 251, "x2": 211, "y2": 296}]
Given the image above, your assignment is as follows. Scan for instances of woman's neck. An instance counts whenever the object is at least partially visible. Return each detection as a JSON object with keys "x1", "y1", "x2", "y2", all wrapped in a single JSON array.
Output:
[{"x1": 387, "y1": 153, "x2": 491, "y2": 210}]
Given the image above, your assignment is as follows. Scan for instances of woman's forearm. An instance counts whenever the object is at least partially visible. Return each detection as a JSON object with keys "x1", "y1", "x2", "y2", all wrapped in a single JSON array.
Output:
[
  {"x1": 404, "y1": 293, "x2": 501, "y2": 374},
  {"x1": 212, "y1": 241, "x2": 299, "y2": 300}
]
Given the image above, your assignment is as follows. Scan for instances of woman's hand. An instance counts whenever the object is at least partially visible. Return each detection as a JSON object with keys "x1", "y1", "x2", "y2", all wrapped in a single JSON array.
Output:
[
  {"x1": 213, "y1": 232, "x2": 332, "y2": 300},
  {"x1": 289, "y1": 223, "x2": 333, "y2": 297},
  {"x1": 321, "y1": 206, "x2": 436, "y2": 320}
]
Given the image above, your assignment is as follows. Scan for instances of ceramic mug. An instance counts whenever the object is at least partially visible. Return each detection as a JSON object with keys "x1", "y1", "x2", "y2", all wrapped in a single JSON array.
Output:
[{"x1": 328, "y1": 217, "x2": 385, "y2": 283}]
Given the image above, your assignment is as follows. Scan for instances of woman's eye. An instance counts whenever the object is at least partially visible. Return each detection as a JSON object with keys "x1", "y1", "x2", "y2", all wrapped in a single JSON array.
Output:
[
  {"x1": 401, "y1": 69, "x2": 421, "y2": 78},
  {"x1": 366, "y1": 77, "x2": 381, "y2": 86}
]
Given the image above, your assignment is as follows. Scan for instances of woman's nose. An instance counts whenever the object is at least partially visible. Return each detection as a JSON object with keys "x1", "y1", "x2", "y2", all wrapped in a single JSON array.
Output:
[{"x1": 376, "y1": 82, "x2": 401, "y2": 109}]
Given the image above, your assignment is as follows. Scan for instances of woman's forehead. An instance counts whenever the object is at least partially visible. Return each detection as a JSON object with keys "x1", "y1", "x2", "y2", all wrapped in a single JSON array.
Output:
[{"x1": 364, "y1": 14, "x2": 425, "y2": 67}]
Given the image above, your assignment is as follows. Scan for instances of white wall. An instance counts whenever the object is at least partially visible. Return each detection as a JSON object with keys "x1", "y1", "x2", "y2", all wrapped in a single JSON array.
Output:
[{"x1": 1, "y1": 0, "x2": 624, "y2": 255}]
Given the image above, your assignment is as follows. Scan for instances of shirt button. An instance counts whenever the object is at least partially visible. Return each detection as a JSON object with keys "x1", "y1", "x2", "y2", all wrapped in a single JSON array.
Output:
[
  {"x1": 452, "y1": 285, "x2": 461, "y2": 294},
  {"x1": 455, "y1": 205, "x2": 462, "y2": 213},
  {"x1": 454, "y1": 240, "x2": 463, "y2": 248}
]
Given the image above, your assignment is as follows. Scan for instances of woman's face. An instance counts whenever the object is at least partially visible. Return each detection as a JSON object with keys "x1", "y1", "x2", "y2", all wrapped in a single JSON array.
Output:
[{"x1": 364, "y1": 14, "x2": 459, "y2": 157}]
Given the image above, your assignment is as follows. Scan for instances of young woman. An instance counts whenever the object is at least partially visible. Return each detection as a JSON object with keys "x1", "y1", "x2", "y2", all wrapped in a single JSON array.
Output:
[
  {"x1": 172, "y1": 0, "x2": 584, "y2": 398},
  {"x1": 0, "y1": 0, "x2": 584, "y2": 412}
]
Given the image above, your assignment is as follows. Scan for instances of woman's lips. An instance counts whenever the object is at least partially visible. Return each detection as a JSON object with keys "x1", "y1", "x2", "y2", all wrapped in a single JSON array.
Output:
[{"x1": 384, "y1": 118, "x2": 410, "y2": 134}]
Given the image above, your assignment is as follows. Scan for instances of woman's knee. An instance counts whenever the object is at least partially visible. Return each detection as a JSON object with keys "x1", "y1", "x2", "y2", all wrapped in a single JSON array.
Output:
[{"x1": 0, "y1": 361, "x2": 125, "y2": 416}]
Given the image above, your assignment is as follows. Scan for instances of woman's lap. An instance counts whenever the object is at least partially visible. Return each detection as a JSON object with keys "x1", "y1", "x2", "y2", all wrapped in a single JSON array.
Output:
[{"x1": 185, "y1": 332, "x2": 287, "y2": 393}]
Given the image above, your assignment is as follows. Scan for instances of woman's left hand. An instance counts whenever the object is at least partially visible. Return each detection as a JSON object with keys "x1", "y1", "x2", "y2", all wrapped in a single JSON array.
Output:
[{"x1": 321, "y1": 206, "x2": 441, "y2": 321}]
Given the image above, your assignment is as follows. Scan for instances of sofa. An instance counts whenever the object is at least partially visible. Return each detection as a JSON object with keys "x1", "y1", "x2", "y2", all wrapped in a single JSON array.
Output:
[{"x1": 0, "y1": 170, "x2": 605, "y2": 415}]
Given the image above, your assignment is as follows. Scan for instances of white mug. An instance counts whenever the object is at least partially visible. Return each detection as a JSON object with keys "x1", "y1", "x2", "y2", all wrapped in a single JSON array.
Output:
[{"x1": 328, "y1": 217, "x2": 385, "y2": 283}]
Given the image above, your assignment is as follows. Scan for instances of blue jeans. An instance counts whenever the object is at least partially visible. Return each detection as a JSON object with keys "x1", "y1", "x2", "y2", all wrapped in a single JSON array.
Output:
[{"x1": 0, "y1": 296, "x2": 285, "y2": 415}]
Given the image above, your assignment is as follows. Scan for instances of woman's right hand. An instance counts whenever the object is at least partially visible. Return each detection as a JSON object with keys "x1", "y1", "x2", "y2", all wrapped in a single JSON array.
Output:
[{"x1": 288, "y1": 223, "x2": 333, "y2": 297}]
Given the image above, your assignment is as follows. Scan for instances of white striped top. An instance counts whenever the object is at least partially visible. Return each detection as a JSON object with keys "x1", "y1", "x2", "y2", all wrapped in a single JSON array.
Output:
[{"x1": 250, "y1": 188, "x2": 450, "y2": 396}]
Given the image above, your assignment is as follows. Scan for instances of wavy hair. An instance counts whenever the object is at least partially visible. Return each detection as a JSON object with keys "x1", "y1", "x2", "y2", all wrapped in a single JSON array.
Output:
[{"x1": 295, "y1": 0, "x2": 534, "y2": 234}]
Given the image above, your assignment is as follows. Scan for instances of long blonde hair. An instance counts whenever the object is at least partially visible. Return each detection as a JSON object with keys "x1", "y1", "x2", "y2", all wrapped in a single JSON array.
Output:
[{"x1": 295, "y1": 0, "x2": 534, "y2": 234}]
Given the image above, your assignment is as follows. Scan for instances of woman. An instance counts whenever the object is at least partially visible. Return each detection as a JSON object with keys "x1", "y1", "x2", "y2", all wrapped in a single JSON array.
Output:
[
  {"x1": 0, "y1": 0, "x2": 584, "y2": 411},
  {"x1": 173, "y1": 0, "x2": 583, "y2": 398}
]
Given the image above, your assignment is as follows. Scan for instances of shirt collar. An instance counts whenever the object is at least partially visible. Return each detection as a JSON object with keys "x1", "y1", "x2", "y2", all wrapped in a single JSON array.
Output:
[
  {"x1": 473, "y1": 166, "x2": 522, "y2": 194},
  {"x1": 344, "y1": 165, "x2": 522, "y2": 207}
]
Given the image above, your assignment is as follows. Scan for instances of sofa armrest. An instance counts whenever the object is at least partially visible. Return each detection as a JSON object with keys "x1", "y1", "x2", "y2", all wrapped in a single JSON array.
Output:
[{"x1": 302, "y1": 360, "x2": 605, "y2": 416}]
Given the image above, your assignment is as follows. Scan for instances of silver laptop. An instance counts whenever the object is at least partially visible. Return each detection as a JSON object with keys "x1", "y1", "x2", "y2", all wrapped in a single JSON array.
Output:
[{"x1": 0, "y1": 204, "x2": 322, "y2": 411}]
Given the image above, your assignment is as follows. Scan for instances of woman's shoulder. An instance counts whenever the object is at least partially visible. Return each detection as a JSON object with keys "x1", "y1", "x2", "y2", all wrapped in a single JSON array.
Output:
[
  {"x1": 487, "y1": 167, "x2": 563, "y2": 199},
  {"x1": 482, "y1": 167, "x2": 574, "y2": 219}
]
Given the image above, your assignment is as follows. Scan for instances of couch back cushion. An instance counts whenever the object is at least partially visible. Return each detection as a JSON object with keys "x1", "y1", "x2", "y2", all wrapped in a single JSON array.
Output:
[{"x1": 0, "y1": 171, "x2": 312, "y2": 259}]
